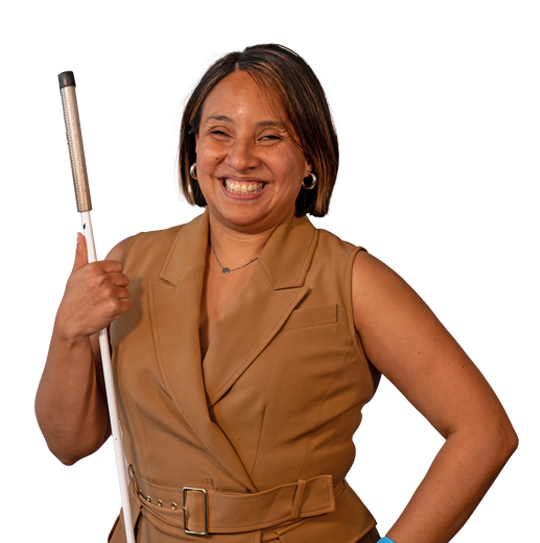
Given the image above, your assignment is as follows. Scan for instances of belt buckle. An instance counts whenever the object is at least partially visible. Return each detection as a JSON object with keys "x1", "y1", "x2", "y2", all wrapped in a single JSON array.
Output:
[{"x1": 183, "y1": 487, "x2": 208, "y2": 536}]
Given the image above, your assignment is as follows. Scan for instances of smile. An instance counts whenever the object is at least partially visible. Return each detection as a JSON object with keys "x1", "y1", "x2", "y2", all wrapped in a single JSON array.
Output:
[{"x1": 223, "y1": 179, "x2": 265, "y2": 195}]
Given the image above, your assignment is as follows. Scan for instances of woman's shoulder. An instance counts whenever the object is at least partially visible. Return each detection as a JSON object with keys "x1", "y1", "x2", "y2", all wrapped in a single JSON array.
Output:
[
  {"x1": 106, "y1": 236, "x2": 134, "y2": 261},
  {"x1": 352, "y1": 250, "x2": 416, "y2": 309},
  {"x1": 314, "y1": 226, "x2": 367, "y2": 256},
  {"x1": 105, "y1": 224, "x2": 186, "y2": 263}
]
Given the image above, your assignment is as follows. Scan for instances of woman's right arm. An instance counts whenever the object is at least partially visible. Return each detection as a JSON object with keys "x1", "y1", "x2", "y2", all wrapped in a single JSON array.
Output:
[{"x1": 35, "y1": 233, "x2": 132, "y2": 465}]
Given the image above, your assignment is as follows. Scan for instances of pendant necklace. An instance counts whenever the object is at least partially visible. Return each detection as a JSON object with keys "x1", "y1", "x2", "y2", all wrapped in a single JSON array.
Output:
[{"x1": 210, "y1": 241, "x2": 258, "y2": 275}]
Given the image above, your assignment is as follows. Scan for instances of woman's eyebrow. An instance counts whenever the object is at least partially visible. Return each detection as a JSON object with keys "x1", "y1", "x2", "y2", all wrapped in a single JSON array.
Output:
[
  {"x1": 204, "y1": 115, "x2": 285, "y2": 129},
  {"x1": 255, "y1": 120, "x2": 285, "y2": 129},
  {"x1": 206, "y1": 115, "x2": 232, "y2": 124}
]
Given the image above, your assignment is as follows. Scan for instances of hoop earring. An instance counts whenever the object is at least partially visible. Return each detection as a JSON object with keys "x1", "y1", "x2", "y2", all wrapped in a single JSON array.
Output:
[
  {"x1": 189, "y1": 163, "x2": 198, "y2": 180},
  {"x1": 302, "y1": 172, "x2": 317, "y2": 190}
]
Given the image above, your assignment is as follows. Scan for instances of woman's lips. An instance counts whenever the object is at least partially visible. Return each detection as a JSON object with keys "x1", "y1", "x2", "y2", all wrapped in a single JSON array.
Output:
[{"x1": 223, "y1": 178, "x2": 265, "y2": 195}]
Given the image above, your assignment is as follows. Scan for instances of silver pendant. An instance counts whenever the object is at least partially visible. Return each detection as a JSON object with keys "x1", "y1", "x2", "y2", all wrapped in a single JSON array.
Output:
[{"x1": 222, "y1": 268, "x2": 230, "y2": 275}]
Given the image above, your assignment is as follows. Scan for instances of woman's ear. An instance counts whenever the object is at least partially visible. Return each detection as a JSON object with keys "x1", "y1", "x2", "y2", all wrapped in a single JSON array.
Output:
[
  {"x1": 195, "y1": 134, "x2": 199, "y2": 154},
  {"x1": 305, "y1": 159, "x2": 314, "y2": 177}
]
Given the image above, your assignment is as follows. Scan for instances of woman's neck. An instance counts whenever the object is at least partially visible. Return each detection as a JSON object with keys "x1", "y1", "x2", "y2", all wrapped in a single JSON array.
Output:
[
  {"x1": 207, "y1": 213, "x2": 279, "y2": 270},
  {"x1": 209, "y1": 219, "x2": 276, "y2": 269}
]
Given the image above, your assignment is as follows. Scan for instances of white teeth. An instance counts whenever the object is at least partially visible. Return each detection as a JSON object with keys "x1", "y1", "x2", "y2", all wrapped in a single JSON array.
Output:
[{"x1": 224, "y1": 179, "x2": 264, "y2": 194}]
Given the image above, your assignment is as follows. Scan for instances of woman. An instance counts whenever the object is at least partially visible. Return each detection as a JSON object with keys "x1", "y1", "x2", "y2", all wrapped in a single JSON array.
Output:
[{"x1": 36, "y1": 44, "x2": 517, "y2": 543}]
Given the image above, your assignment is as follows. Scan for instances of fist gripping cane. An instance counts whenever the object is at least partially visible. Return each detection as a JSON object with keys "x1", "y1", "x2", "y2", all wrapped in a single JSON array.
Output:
[{"x1": 58, "y1": 71, "x2": 136, "y2": 543}]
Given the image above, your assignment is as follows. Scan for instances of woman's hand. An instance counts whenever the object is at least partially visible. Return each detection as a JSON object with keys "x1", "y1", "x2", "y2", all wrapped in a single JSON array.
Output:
[
  {"x1": 35, "y1": 235, "x2": 132, "y2": 465},
  {"x1": 56, "y1": 233, "x2": 131, "y2": 342},
  {"x1": 352, "y1": 252, "x2": 518, "y2": 543}
]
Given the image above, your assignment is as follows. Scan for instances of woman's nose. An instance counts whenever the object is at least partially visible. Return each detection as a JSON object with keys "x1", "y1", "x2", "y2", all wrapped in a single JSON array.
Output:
[{"x1": 227, "y1": 138, "x2": 259, "y2": 172}]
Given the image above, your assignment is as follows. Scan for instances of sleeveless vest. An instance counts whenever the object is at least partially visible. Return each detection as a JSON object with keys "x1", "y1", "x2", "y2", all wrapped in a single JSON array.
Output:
[{"x1": 108, "y1": 210, "x2": 378, "y2": 542}]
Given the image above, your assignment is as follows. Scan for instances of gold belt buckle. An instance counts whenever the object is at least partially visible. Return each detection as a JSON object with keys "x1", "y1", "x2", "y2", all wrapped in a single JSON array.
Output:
[{"x1": 183, "y1": 487, "x2": 208, "y2": 536}]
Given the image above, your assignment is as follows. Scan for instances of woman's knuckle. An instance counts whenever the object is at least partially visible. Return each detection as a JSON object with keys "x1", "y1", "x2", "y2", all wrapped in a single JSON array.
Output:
[
  {"x1": 88, "y1": 262, "x2": 101, "y2": 274},
  {"x1": 105, "y1": 283, "x2": 117, "y2": 296},
  {"x1": 118, "y1": 287, "x2": 129, "y2": 299},
  {"x1": 106, "y1": 299, "x2": 120, "y2": 314}
]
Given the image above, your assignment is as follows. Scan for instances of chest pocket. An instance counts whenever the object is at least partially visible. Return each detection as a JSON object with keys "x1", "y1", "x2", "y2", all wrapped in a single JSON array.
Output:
[{"x1": 282, "y1": 304, "x2": 337, "y2": 332}]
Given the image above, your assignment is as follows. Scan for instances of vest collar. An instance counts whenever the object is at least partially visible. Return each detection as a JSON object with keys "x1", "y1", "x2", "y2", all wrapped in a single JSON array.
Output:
[{"x1": 158, "y1": 209, "x2": 318, "y2": 290}]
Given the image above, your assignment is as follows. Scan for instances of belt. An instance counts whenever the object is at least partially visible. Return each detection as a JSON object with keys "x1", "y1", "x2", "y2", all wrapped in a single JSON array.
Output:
[{"x1": 128, "y1": 466, "x2": 339, "y2": 537}]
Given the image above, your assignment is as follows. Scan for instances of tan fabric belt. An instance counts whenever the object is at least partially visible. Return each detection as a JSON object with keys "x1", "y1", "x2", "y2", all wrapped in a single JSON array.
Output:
[{"x1": 128, "y1": 466, "x2": 339, "y2": 535}]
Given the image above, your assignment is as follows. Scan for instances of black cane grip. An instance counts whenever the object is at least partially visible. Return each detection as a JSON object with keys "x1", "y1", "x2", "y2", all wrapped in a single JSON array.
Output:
[{"x1": 58, "y1": 71, "x2": 76, "y2": 89}]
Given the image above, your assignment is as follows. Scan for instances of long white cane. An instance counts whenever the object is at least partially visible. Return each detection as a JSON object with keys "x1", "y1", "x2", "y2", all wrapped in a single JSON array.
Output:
[{"x1": 58, "y1": 71, "x2": 136, "y2": 543}]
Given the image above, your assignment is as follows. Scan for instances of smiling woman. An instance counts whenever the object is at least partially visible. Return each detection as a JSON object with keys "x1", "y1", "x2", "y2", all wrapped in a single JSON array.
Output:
[
  {"x1": 179, "y1": 44, "x2": 338, "y2": 219},
  {"x1": 193, "y1": 71, "x2": 312, "y2": 233},
  {"x1": 35, "y1": 44, "x2": 517, "y2": 543}
]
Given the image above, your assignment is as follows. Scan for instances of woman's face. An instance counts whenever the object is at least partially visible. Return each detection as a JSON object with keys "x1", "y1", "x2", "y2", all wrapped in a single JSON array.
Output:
[{"x1": 195, "y1": 71, "x2": 311, "y2": 234}]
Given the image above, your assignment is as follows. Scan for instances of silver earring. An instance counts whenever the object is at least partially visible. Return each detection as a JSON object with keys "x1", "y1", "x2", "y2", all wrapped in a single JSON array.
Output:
[
  {"x1": 302, "y1": 172, "x2": 317, "y2": 190},
  {"x1": 189, "y1": 163, "x2": 198, "y2": 180}
]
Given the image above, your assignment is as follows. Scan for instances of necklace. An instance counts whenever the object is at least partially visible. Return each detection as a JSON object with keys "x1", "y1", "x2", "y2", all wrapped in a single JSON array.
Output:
[{"x1": 210, "y1": 242, "x2": 258, "y2": 275}]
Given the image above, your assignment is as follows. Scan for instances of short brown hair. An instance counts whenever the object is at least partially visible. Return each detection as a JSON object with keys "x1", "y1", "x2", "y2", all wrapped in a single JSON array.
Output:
[{"x1": 179, "y1": 44, "x2": 339, "y2": 217}]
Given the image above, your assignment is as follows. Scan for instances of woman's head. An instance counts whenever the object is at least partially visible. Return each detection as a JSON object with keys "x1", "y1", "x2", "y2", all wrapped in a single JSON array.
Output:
[{"x1": 179, "y1": 44, "x2": 338, "y2": 217}]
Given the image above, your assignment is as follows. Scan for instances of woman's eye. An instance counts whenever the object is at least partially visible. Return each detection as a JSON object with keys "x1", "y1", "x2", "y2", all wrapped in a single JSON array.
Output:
[
  {"x1": 211, "y1": 130, "x2": 228, "y2": 136},
  {"x1": 260, "y1": 134, "x2": 280, "y2": 141}
]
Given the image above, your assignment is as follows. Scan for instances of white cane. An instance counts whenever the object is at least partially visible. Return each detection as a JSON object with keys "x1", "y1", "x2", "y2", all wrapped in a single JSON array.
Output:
[{"x1": 58, "y1": 71, "x2": 136, "y2": 543}]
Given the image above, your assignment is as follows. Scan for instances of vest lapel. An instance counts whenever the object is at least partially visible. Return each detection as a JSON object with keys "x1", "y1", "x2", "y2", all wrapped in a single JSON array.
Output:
[
  {"x1": 203, "y1": 212, "x2": 319, "y2": 408},
  {"x1": 148, "y1": 211, "x2": 257, "y2": 492}
]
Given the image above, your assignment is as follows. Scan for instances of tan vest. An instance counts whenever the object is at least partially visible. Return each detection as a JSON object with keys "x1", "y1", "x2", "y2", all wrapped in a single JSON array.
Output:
[{"x1": 108, "y1": 210, "x2": 378, "y2": 543}]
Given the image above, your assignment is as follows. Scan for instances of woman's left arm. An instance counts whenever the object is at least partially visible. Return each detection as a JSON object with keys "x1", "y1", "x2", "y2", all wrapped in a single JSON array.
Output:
[{"x1": 352, "y1": 251, "x2": 518, "y2": 543}]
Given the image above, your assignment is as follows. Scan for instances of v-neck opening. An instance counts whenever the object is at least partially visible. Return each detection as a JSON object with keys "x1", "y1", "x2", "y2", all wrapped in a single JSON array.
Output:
[{"x1": 200, "y1": 252, "x2": 260, "y2": 366}]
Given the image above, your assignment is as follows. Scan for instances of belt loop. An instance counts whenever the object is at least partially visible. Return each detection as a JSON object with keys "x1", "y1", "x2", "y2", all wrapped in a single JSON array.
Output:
[
  {"x1": 128, "y1": 467, "x2": 146, "y2": 504},
  {"x1": 128, "y1": 464, "x2": 140, "y2": 494},
  {"x1": 290, "y1": 480, "x2": 306, "y2": 520}
]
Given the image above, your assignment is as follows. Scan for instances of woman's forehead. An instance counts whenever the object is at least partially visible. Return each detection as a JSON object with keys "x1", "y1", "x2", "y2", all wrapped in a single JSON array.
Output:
[{"x1": 201, "y1": 71, "x2": 289, "y2": 127}]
